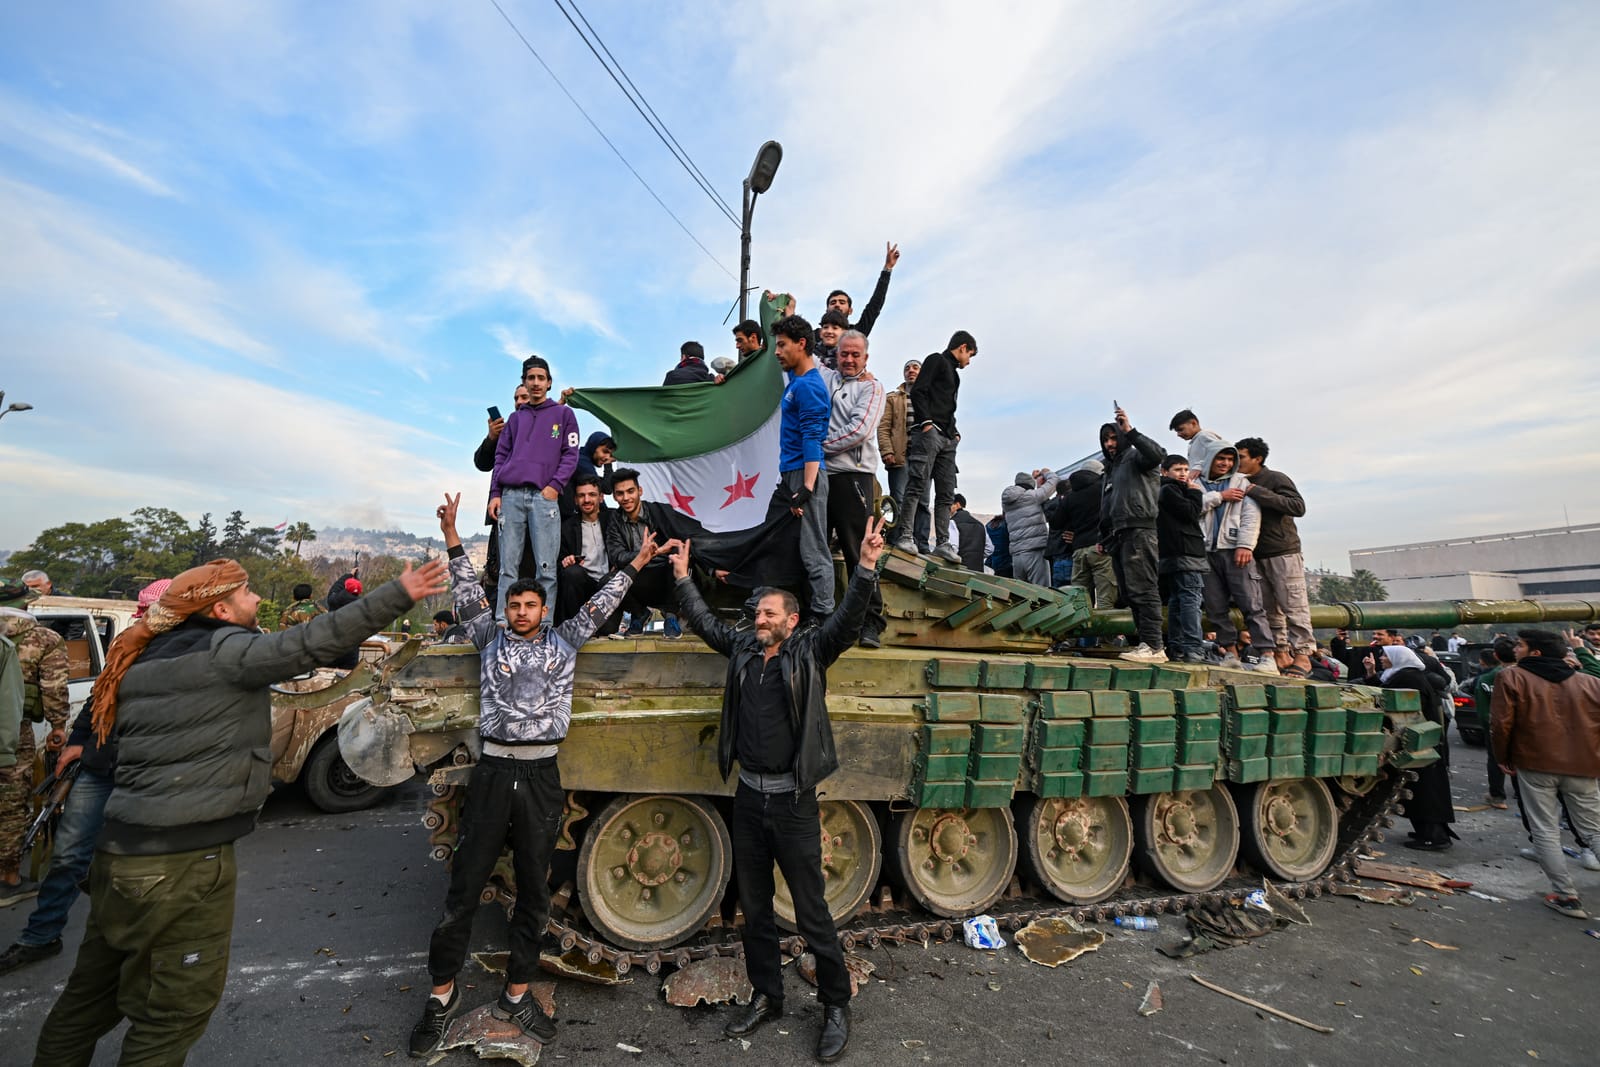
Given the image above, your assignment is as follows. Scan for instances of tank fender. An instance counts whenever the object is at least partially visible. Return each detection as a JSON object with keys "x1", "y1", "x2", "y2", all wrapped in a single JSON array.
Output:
[{"x1": 337, "y1": 697, "x2": 418, "y2": 786}]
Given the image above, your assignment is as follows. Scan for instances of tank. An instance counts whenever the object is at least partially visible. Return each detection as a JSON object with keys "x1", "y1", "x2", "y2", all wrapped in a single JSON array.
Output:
[{"x1": 327, "y1": 551, "x2": 1598, "y2": 975}]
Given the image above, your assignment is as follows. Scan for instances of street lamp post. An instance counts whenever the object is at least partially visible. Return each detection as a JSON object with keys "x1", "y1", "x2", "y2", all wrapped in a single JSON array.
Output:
[
  {"x1": 739, "y1": 140, "x2": 784, "y2": 324},
  {"x1": 0, "y1": 389, "x2": 34, "y2": 423}
]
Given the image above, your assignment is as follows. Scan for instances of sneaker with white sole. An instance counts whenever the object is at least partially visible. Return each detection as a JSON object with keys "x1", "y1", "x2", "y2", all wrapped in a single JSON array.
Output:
[
  {"x1": 932, "y1": 543, "x2": 962, "y2": 564},
  {"x1": 1119, "y1": 643, "x2": 1169, "y2": 663},
  {"x1": 1519, "y1": 847, "x2": 1538, "y2": 861},
  {"x1": 1579, "y1": 848, "x2": 1600, "y2": 872},
  {"x1": 494, "y1": 986, "x2": 557, "y2": 1042},
  {"x1": 1543, "y1": 894, "x2": 1588, "y2": 919},
  {"x1": 1244, "y1": 657, "x2": 1280, "y2": 675},
  {"x1": 891, "y1": 536, "x2": 917, "y2": 554}
]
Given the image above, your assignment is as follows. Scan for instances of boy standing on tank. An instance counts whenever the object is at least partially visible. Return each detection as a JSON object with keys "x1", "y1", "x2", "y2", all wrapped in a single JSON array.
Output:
[
  {"x1": 670, "y1": 518, "x2": 887, "y2": 1064},
  {"x1": 409, "y1": 492, "x2": 672, "y2": 1057},
  {"x1": 1156, "y1": 456, "x2": 1208, "y2": 663}
]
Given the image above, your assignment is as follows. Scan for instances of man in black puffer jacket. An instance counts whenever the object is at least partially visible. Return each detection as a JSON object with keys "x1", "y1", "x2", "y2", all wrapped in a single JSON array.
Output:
[
  {"x1": 1099, "y1": 406, "x2": 1167, "y2": 662},
  {"x1": 33, "y1": 557, "x2": 445, "y2": 1066},
  {"x1": 671, "y1": 519, "x2": 886, "y2": 1064}
]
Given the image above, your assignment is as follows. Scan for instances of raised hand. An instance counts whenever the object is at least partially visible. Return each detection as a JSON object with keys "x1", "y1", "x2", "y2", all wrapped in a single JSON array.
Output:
[
  {"x1": 671, "y1": 538, "x2": 693, "y2": 580},
  {"x1": 399, "y1": 557, "x2": 449, "y2": 601},
  {"x1": 437, "y1": 492, "x2": 461, "y2": 535},
  {"x1": 884, "y1": 242, "x2": 900, "y2": 270},
  {"x1": 859, "y1": 514, "x2": 888, "y2": 570}
]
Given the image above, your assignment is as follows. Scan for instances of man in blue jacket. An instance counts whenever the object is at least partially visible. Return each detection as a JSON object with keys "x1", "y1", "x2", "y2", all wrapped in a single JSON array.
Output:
[{"x1": 768, "y1": 315, "x2": 834, "y2": 620}]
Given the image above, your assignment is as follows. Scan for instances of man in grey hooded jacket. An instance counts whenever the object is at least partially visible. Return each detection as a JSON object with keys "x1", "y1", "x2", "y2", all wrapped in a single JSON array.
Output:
[
  {"x1": 1195, "y1": 438, "x2": 1278, "y2": 673},
  {"x1": 1001, "y1": 469, "x2": 1059, "y2": 587}
]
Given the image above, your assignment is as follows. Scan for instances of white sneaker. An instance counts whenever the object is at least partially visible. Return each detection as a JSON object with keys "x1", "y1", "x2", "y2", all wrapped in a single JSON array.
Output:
[
  {"x1": 1245, "y1": 657, "x2": 1281, "y2": 675},
  {"x1": 1119, "y1": 643, "x2": 1169, "y2": 663},
  {"x1": 1579, "y1": 848, "x2": 1600, "y2": 872},
  {"x1": 1519, "y1": 847, "x2": 1538, "y2": 862}
]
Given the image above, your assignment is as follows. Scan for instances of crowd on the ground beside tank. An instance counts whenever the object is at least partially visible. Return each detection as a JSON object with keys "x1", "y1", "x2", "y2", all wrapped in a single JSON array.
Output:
[{"x1": 5, "y1": 238, "x2": 1600, "y2": 1067}]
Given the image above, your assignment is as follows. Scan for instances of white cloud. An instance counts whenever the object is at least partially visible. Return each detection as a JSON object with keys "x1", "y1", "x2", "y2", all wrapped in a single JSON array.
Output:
[
  {"x1": 452, "y1": 220, "x2": 619, "y2": 340},
  {"x1": 0, "y1": 90, "x2": 176, "y2": 197}
]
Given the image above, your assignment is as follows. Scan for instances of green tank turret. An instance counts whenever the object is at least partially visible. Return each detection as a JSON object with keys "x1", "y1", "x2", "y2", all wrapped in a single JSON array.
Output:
[{"x1": 321, "y1": 550, "x2": 1596, "y2": 975}]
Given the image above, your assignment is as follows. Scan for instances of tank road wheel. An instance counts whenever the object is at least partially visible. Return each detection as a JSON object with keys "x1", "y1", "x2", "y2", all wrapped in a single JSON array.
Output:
[
  {"x1": 774, "y1": 800, "x2": 883, "y2": 932},
  {"x1": 891, "y1": 806, "x2": 1018, "y2": 918},
  {"x1": 1240, "y1": 778, "x2": 1339, "y2": 881},
  {"x1": 1018, "y1": 795, "x2": 1133, "y2": 905},
  {"x1": 577, "y1": 794, "x2": 733, "y2": 951},
  {"x1": 1335, "y1": 774, "x2": 1379, "y2": 797},
  {"x1": 1136, "y1": 785, "x2": 1240, "y2": 893}
]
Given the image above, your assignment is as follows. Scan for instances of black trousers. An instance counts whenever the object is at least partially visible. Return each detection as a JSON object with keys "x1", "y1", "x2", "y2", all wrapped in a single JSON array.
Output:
[
  {"x1": 1486, "y1": 743, "x2": 1506, "y2": 798},
  {"x1": 427, "y1": 756, "x2": 563, "y2": 986},
  {"x1": 556, "y1": 564, "x2": 623, "y2": 634},
  {"x1": 730, "y1": 783, "x2": 851, "y2": 1007},
  {"x1": 622, "y1": 564, "x2": 679, "y2": 618},
  {"x1": 826, "y1": 472, "x2": 885, "y2": 636},
  {"x1": 1113, "y1": 528, "x2": 1163, "y2": 650}
]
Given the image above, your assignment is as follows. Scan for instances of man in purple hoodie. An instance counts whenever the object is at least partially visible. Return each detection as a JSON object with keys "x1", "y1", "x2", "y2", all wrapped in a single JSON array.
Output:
[{"x1": 491, "y1": 356, "x2": 581, "y2": 620}]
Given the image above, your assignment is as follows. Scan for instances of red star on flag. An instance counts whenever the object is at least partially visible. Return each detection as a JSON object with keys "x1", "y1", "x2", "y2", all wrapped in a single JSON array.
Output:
[
  {"x1": 667, "y1": 485, "x2": 696, "y2": 516},
  {"x1": 721, "y1": 470, "x2": 760, "y2": 509}
]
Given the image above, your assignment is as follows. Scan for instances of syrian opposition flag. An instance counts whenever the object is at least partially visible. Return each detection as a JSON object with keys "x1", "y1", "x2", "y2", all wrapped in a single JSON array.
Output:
[{"x1": 568, "y1": 332, "x2": 782, "y2": 534}]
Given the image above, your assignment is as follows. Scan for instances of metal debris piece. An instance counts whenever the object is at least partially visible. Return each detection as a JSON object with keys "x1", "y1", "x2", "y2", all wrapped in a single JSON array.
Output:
[
  {"x1": 902, "y1": 1039, "x2": 927, "y2": 1049},
  {"x1": 1014, "y1": 917, "x2": 1106, "y2": 968},
  {"x1": 662, "y1": 956, "x2": 752, "y2": 1008},
  {"x1": 796, "y1": 952, "x2": 876, "y2": 996},
  {"x1": 1138, "y1": 981, "x2": 1163, "y2": 1017},
  {"x1": 1453, "y1": 804, "x2": 1492, "y2": 813},
  {"x1": 616, "y1": 1043, "x2": 642, "y2": 1054},
  {"x1": 536, "y1": 949, "x2": 632, "y2": 986},
  {"x1": 1189, "y1": 973, "x2": 1333, "y2": 1034},
  {"x1": 1409, "y1": 965, "x2": 1424, "y2": 975},
  {"x1": 1466, "y1": 890, "x2": 1505, "y2": 903},
  {"x1": 1330, "y1": 883, "x2": 1418, "y2": 906},
  {"x1": 1263, "y1": 880, "x2": 1312, "y2": 926},
  {"x1": 437, "y1": 995, "x2": 556, "y2": 1067}
]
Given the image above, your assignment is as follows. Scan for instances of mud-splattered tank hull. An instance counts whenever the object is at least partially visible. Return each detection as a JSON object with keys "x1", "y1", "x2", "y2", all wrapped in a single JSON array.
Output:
[{"x1": 336, "y1": 550, "x2": 1597, "y2": 973}]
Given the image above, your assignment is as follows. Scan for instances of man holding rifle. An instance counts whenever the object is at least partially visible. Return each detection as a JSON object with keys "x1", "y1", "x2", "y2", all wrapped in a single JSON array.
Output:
[{"x1": 0, "y1": 582, "x2": 70, "y2": 909}]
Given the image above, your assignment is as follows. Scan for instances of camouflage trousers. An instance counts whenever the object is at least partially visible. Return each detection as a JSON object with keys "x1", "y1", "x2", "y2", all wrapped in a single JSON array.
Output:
[{"x1": 0, "y1": 729, "x2": 38, "y2": 878}]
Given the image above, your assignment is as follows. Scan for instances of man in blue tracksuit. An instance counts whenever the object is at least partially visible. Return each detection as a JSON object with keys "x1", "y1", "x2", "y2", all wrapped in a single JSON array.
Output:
[
  {"x1": 409, "y1": 492, "x2": 671, "y2": 1057},
  {"x1": 767, "y1": 315, "x2": 834, "y2": 620}
]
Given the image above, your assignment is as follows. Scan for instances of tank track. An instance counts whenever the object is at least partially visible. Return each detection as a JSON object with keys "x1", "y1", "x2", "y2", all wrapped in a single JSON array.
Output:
[{"x1": 420, "y1": 768, "x2": 1413, "y2": 979}]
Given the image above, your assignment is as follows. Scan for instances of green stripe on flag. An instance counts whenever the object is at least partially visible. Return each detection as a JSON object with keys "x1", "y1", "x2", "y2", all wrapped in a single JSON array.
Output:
[{"x1": 567, "y1": 293, "x2": 787, "y2": 462}]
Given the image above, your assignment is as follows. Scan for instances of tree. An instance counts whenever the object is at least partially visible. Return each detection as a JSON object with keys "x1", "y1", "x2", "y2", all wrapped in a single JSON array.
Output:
[
  {"x1": 191, "y1": 512, "x2": 219, "y2": 566},
  {"x1": 284, "y1": 521, "x2": 317, "y2": 557},
  {"x1": 221, "y1": 510, "x2": 248, "y2": 555},
  {"x1": 1312, "y1": 569, "x2": 1389, "y2": 605},
  {"x1": 9, "y1": 518, "x2": 137, "y2": 597},
  {"x1": 1348, "y1": 569, "x2": 1388, "y2": 601}
]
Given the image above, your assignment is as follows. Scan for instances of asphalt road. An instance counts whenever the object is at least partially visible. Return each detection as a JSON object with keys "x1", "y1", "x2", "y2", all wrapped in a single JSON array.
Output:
[{"x1": 2, "y1": 756, "x2": 1596, "y2": 1066}]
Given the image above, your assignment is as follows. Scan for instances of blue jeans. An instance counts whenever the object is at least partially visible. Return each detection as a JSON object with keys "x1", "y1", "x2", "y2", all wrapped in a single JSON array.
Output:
[
  {"x1": 1165, "y1": 569, "x2": 1205, "y2": 658},
  {"x1": 497, "y1": 487, "x2": 561, "y2": 619},
  {"x1": 19, "y1": 764, "x2": 114, "y2": 947},
  {"x1": 1051, "y1": 557, "x2": 1072, "y2": 589},
  {"x1": 885, "y1": 465, "x2": 931, "y2": 551}
]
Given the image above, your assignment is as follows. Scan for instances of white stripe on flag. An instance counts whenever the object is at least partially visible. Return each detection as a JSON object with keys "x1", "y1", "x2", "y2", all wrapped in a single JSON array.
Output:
[{"x1": 631, "y1": 409, "x2": 782, "y2": 533}]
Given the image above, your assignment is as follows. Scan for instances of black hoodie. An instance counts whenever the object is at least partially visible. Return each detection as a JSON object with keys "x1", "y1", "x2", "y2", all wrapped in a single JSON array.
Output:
[
  {"x1": 1157, "y1": 478, "x2": 1207, "y2": 573},
  {"x1": 1098, "y1": 423, "x2": 1164, "y2": 536}
]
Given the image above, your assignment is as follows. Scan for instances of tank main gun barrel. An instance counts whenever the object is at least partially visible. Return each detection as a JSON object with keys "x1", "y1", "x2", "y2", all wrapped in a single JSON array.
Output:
[{"x1": 1079, "y1": 599, "x2": 1600, "y2": 637}]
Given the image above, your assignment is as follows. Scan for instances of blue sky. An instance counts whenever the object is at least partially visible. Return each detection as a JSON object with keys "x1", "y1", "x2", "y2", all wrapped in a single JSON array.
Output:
[{"x1": 2, "y1": 0, "x2": 1597, "y2": 571}]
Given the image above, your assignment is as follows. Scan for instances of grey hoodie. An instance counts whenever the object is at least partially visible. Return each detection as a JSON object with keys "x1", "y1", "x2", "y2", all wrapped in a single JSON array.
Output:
[
  {"x1": 1194, "y1": 437, "x2": 1261, "y2": 553},
  {"x1": 821, "y1": 366, "x2": 886, "y2": 474}
]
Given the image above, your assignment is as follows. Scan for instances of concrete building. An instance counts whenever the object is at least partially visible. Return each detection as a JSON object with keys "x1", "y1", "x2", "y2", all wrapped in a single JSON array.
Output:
[{"x1": 1349, "y1": 523, "x2": 1600, "y2": 600}]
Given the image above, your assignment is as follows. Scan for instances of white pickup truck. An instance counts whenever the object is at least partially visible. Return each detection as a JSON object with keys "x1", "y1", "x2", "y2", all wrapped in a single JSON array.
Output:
[{"x1": 26, "y1": 595, "x2": 394, "y2": 812}]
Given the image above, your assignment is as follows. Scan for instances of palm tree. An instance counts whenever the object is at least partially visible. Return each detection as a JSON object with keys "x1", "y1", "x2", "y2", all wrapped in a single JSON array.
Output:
[{"x1": 285, "y1": 521, "x2": 317, "y2": 557}]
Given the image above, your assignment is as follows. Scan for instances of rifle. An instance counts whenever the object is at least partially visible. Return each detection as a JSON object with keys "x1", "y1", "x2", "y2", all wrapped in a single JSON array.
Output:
[{"x1": 21, "y1": 760, "x2": 81, "y2": 855}]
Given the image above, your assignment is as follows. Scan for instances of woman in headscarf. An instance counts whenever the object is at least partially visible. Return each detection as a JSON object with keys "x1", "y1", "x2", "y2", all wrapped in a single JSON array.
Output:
[{"x1": 1362, "y1": 643, "x2": 1456, "y2": 851}]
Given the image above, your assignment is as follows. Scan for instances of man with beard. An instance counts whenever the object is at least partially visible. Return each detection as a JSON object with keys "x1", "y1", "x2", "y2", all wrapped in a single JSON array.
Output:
[
  {"x1": 670, "y1": 517, "x2": 886, "y2": 1063},
  {"x1": 1098, "y1": 406, "x2": 1166, "y2": 662},
  {"x1": 34, "y1": 557, "x2": 445, "y2": 1064}
]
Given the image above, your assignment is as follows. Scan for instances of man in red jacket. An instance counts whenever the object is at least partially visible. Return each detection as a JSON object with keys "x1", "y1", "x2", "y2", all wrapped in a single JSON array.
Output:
[{"x1": 1491, "y1": 628, "x2": 1600, "y2": 920}]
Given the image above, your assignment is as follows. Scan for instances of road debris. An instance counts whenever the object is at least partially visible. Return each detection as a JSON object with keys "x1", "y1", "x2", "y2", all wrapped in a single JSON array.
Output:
[
  {"x1": 902, "y1": 1039, "x2": 927, "y2": 1050},
  {"x1": 1354, "y1": 859, "x2": 1461, "y2": 893},
  {"x1": 1330, "y1": 883, "x2": 1418, "y2": 906},
  {"x1": 1189, "y1": 973, "x2": 1333, "y2": 1034},
  {"x1": 1466, "y1": 890, "x2": 1506, "y2": 904},
  {"x1": 796, "y1": 952, "x2": 876, "y2": 996},
  {"x1": 1014, "y1": 916, "x2": 1105, "y2": 968},
  {"x1": 1411, "y1": 938, "x2": 1459, "y2": 951},
  {"x1": 963, "y1": 914, "x2": 1006, "y2": 949},
  {"x1": 1262, "y1": 880, "x2": 1312, "y2": 925},
  {"x1": 536, "y1": 949, "x2": 633, "y2": 986},
  {"x1": 662, "y1": 956, "x2": 752, "y2": 1008},
  {"x1": 1409, "y1": 965, "x2": 1425, "y2": 975},
  {"x1": 616, "y1": 1043, "x2": 642, "y2": 1054},
  {"x1": 437, "y1": 988, "x2": 557, "y2": 1067},
  {"x1": 1138, "y1": 981, "x2": 1163, "y2": 1017}
]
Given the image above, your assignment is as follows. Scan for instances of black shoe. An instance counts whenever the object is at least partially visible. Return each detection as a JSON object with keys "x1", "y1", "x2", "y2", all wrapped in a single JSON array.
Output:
[
  {"x1": 724, "y1": 993, "x2": 782, "y2": 1038},
  {"x1": 817, "y1": 1004, "x2": 850, "y2": 1063},
  {"x1": 858, "y1": 629, "x2": 882, "y2": 649},
  {"x1": 493, "y1": 987, "x2": 557, "y2": 1043},
  {"x1": 0, "y1": 939, "x2": 62, "y2": 975},
  {"x1": 408, "y1": 985, "x2": 461, "y2": 1058},
  {"x1": 1403, "y1": 837, "x2": 1452, "y2": 852}
]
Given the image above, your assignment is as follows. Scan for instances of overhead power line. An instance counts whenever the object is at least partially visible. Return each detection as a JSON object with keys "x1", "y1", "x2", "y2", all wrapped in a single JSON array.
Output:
[
  {"x1": 556, "y1": 0, "x2": 740, "y2": 225},
  {"x1": 487, "y1": 0, "x2": 736, "y2": 280}
]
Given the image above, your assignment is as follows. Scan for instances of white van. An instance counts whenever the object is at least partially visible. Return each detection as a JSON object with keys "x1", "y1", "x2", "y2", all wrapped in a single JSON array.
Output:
[{"x1": 28, "y1": 595, "x2": 140, "y2": 719}]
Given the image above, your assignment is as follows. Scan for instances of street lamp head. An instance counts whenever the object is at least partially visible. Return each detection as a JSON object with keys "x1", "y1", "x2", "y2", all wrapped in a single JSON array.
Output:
[
  {"x1": 747, "y1": 140, "x2": 783, "y2": 195},
  {"x1": 6, "y1": 402, "x2": 33, "y2": 413}
]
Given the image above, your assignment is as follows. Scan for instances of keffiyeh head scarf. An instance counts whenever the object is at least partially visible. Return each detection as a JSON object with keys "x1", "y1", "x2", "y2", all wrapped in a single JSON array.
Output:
[{"x1": 92, "y1": 559, "x2": 249, "y2": 743}]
